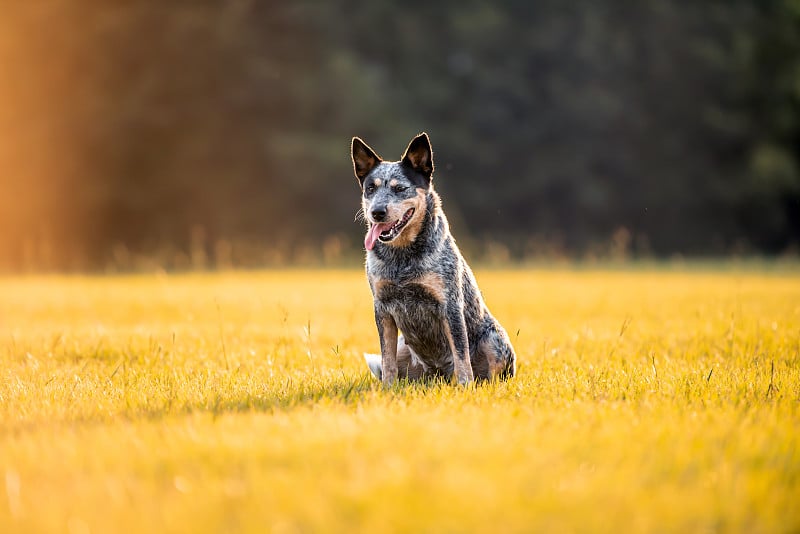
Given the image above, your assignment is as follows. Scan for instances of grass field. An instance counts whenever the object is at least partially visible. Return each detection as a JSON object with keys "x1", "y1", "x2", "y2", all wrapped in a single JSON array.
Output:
[{"x1": 1, "y1": 268, "x2": 798, "y2": 533}]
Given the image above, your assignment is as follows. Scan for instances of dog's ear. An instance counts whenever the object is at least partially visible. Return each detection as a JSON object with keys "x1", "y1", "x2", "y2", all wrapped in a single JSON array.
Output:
[
  {"x1": 352, "y1": 137, "x2": 382, "y2": 184},
  {"x1": 401, "y1": 132, "x2": 434, "y2": 181}
]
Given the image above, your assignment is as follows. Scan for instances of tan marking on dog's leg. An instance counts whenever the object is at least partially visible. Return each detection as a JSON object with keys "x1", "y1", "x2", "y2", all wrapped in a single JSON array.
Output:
[
  {"x1": 477, "y1": 338, "x2": 505, "y2": 380},
  {"x1": 474, "y1": 326, "x2": 516, "y2": 380},
  {"x1": 412, "y1": 272, "x2": 446, "y2": 303},
  {"x1": 469, "y1": 343, "x2": 490, "y2": 380},
  {"x1": 442, "y1": 319, "x2": 474, "y2": 385},
  {"x1": 380, "y1": 315, "x2": 399, "y2": 385},
  {"x1": 389, "y1": 189, "x2": 428, "y2": 248}
]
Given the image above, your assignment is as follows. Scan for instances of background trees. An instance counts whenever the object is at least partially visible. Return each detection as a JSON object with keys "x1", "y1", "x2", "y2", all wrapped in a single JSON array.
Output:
[{"x1": 1, "y1": 0, "x2": 798, "y2": 269}]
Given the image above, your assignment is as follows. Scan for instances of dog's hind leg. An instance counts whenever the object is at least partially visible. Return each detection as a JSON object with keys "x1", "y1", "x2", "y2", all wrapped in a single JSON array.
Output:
[
  {"x1": 364, "y1": 335, "x2": 426, "y2": 381},
  {"x1": 472, "y1": 322, "x2": 517, "y2": 381}
]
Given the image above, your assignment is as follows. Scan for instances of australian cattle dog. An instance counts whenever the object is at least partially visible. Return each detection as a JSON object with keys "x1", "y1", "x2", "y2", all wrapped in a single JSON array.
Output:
[{"x1": 351, "y1": 132, "x2": 516, "y2": 385}]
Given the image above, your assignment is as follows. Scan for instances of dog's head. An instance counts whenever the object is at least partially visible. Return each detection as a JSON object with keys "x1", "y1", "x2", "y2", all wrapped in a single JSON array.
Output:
[{"x1": 351, "y1": 133, "x2": 434, "y2": 251}]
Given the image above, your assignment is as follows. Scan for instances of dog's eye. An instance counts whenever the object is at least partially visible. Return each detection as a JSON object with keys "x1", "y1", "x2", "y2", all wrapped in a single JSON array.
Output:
[
  {"x1": 392, "y1": 185, "x2": 407, "y2": 193},
  {"x1": 365, "y1": 184, "x2": 376, "y2": 194}
]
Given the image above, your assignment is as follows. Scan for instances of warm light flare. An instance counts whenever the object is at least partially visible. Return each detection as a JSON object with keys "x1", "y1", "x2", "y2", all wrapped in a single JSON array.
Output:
[{"x1": 0, "y1": 3, "x2": 88, "y2": 271}]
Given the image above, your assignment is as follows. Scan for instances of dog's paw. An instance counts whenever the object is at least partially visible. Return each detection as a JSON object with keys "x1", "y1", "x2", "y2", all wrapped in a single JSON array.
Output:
[{"x1": 455, "y1": 378, "x2": 475, "y2": 388}]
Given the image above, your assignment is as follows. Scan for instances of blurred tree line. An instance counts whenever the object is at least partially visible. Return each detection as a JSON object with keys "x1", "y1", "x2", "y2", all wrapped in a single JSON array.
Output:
[{"x1": 1, "y1": 0, "x2": 798, "y2": 270}]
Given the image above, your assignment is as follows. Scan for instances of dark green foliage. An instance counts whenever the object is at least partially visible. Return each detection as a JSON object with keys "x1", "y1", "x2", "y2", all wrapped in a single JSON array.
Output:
[{"x1": 1, "y1": 0, "x2": 798, "y2": 268}]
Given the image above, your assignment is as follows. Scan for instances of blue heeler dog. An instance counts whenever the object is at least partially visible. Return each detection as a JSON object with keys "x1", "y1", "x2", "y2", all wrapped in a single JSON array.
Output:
[{"x1": 351, "y1": 132, "x2": 517, "y2": 385}]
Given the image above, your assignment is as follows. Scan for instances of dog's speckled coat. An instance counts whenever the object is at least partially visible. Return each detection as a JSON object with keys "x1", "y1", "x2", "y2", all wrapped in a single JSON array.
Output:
[{"x1": 352, "y1": 133, "x2": 516, "y2": 385}]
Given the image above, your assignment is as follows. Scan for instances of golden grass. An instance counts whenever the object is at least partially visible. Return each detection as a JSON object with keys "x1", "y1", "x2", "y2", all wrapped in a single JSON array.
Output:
[{"x1": 1, "y1": 269, "x2": 798, "y2": 533}]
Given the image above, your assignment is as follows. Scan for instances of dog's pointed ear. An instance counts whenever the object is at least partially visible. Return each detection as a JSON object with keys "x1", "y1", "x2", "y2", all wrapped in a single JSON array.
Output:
[
  {"x1": 401, "y1": 132, "x2": 434, "y2": 181},
  {"x1": 352, "y1": 137, "x2": 382, "y2": 184}
]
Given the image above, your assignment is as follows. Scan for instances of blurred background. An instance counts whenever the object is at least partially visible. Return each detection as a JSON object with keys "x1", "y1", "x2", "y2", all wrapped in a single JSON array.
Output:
[{"x1": 1, "y1": 1, "x2": 798, "y2": 271}]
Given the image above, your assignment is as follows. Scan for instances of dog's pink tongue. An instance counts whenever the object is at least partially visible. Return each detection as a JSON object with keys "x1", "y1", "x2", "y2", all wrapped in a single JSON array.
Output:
[{"x1": 365, "y1": 223, "x2": 391, "y2": 251}]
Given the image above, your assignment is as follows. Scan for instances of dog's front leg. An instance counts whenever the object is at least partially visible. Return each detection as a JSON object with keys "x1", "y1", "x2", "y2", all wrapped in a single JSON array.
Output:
[
  {"x1": 375, "y1": 309, "x2": 399, "y2": 386},
  {"x1": 446, "y1": 310, "x2": 474, "y2": 386}
]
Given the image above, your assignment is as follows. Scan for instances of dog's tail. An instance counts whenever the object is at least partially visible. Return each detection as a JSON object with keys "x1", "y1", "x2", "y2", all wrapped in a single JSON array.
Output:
[{"x1": 363, "y1": 353, "x2": 382, "y2": 380}]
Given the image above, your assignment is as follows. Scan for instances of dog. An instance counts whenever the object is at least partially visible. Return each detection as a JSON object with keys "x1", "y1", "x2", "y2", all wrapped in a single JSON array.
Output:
[{"x1": 351, "y1": 132, "x2": 516, "y2": 385}]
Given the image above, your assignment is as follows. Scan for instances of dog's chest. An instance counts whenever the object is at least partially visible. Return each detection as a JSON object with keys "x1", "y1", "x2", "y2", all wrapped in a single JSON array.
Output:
[
  {"x1": 371, "y1": 273, "x2": 445, "y2": 313},
  {"x1": 370, "y1": 272, "x2": 452, "y2": 363}
]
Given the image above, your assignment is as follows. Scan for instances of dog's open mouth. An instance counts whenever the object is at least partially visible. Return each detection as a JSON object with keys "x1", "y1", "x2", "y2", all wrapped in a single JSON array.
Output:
[
  {"x1": 364, "y1": 208, "x2": 415, "y2": 250},
  {"x1": 378, "y1": 208, "x2": 414, "y2": 243}
]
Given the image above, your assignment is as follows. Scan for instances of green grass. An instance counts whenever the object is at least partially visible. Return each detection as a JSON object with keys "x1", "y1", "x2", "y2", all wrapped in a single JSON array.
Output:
[{"x1": 1, "y1": 269, "x2": 798, "y2": 533}]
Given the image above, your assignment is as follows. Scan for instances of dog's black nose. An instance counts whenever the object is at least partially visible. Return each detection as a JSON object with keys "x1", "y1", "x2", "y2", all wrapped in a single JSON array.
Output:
[{"x1": 371, "y1": 207, "x2": 387, "y2": 221}]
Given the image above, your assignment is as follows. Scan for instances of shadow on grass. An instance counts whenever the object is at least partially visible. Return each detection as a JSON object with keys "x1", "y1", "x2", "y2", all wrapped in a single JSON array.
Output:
[
  {"x1": 0, "y1": 374, "x2": 505, "y2": 438},
  {"x1": 199, "y1": 372, "x2": 464, "y2": 417},
  {"x1": 2, "y1": 372, "x2": 476, "y2": 437},
  {"x1": 208, "y1": 373, "x2": 380, "y2": 414}
]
